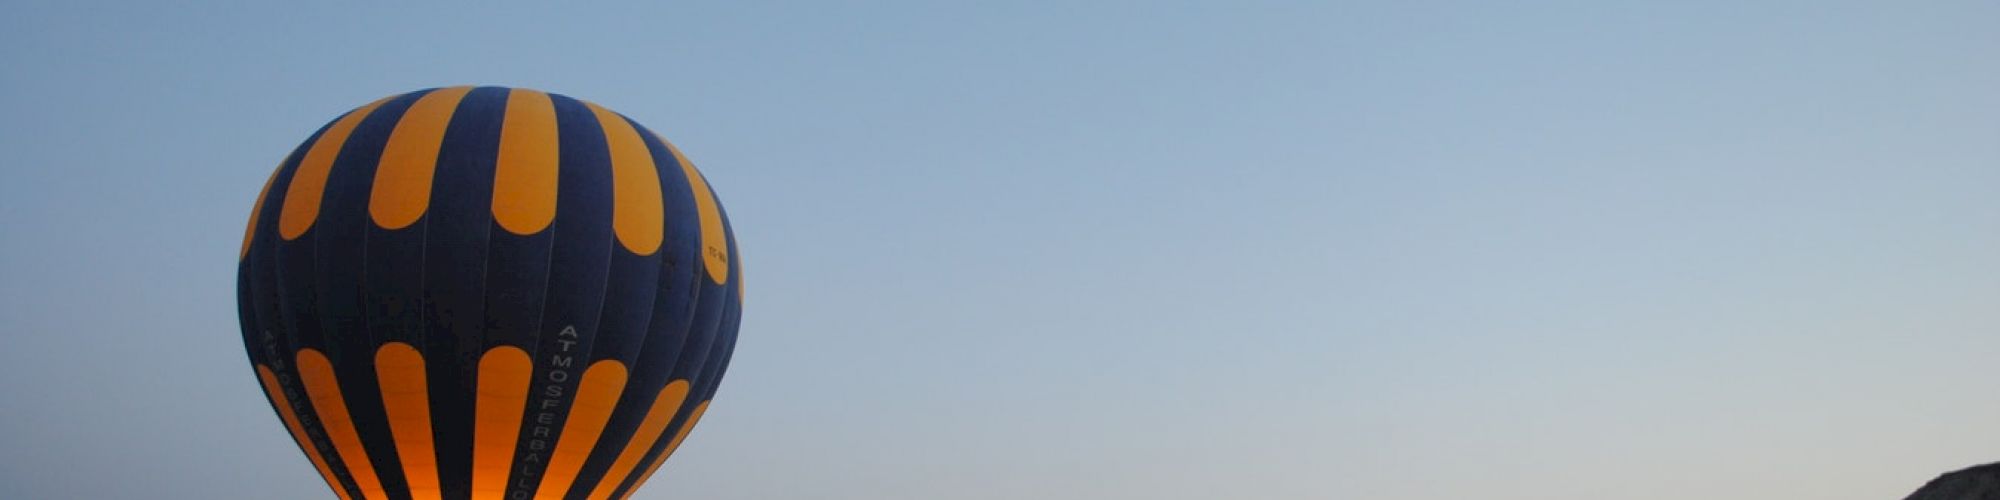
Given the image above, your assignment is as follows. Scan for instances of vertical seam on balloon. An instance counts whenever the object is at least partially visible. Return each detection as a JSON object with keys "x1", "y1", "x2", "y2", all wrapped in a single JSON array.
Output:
[
  {"x1": 347, "y1": 90, "x2": 429, "y2": 499},
  {"x1": 475, "y1": 87, "x2": 520, "y2": 370},
  {"x1": 611, "y1": 202, "x2": 734, "y2": 499},
  {"x1": 614, "y1": 123, "x2": 699, "y2": 384},
  {"x1": 550, "y1": 95, "x2": 622, "y2": 460},
  {"x1": 623, "y1": 317, "x2": 734, "y2": 498},
  {"x1": 616, "y1": 400, "x2": 711, "y2": 500},
  {"x1": 651, "y1": 132, "x2": 728, "y2": 284},
  {"x1": 720, "y1": 204, "x2": 741, "y2": 305},
  {"x1": 492, "y1": 89, "x2": 560, "y2": 236},
  {"x1": 242, "y1": 169, "x2": 277, "y2": 260},
  {"x1": 532, "y1": 360, "x2": 630, "y2": 499},
  {"x1": 613, "y1": 297, "x2": 735, "y2": 499},
  {"x1": 472, "y1": 346, "x2": 533, "y2": 500},
  {"x1": 516, "y1": 91, "x2": 580, "y2": 402},
  {"x1": 733, "y1": 229, "x2": 744, "y2": 304},
  {"x1": 514, "y1": 95, "x2": 619, "y2": 498},
  {"x1": 259, "y1": 118, "x2": 357, "y2": 497},
  {"x1": 568, "y1": 110, "x2": 684, "y2": 500},
  {"x1": 258, "y1": 364, "x2": 355, "y2": 500},
  {"x1": 374, "y1": 342, "x2": 440, "y2": 500},
  {"x1": 584, "y1": 380, "x2": 691, "y2": 500},
  {"x1": 587, "y1": 103, "x2": 664, "y2": 256},
  {"x1": 280, "y1": 97, "x2": 393, "y2": 240},
  {"x1": 371, "y1": 86, "x2": 473, "y2": 231},
  {"x1": 455, "y1": 89, "x2": 502, "y2": 500},
  {"x1": 488, "y1": 93, "x2": 568, "y2": 496},
  {"x1": 297, "y1": 349, "x2": 390, "y2": 500}
]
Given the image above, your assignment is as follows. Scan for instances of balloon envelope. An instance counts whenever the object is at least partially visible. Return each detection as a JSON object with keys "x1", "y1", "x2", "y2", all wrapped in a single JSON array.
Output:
[{"x1": 237, "y1": 86, "x2": 742, "y2": 500}]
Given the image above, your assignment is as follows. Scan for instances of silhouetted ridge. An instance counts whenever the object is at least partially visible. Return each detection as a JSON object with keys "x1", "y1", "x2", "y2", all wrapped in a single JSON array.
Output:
[{"x1": 1905, "y1": 462, "x2": 2000, "y2": 500}]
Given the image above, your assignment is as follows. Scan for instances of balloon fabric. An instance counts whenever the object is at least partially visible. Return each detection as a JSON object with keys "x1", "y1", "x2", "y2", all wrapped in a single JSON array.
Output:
[{"x1": 237, "y1": 86, "x2": 743, "y2": 500}]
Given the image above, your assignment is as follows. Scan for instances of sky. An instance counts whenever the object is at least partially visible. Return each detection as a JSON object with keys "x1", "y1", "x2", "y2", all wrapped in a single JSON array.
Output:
[{"x1": 1, "y1": 1, "x2": 1996, "y2": 498}]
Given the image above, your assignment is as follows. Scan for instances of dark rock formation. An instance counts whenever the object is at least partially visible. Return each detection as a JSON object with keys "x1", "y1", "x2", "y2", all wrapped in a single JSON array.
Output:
[{"x1": 1906, "y1": 462, "x2": 2000, "y2": 500}]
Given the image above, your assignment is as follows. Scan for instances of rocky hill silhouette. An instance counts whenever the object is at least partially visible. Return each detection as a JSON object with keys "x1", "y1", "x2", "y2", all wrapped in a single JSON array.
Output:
[{"x1": 1906, "y1": 462, "x2": 2000, "y2": 500}]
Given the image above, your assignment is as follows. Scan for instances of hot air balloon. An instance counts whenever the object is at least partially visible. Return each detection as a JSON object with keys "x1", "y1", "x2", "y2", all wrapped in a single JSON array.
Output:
[{"x1": 237, "y1": 86, "x2": 742, "y2": 500}]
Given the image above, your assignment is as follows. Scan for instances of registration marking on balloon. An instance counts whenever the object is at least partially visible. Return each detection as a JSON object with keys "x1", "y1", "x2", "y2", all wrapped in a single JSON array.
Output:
[
  {"x1": 238, "y1": 86, "x2": 741, "y2": 500},
  {"x1": 514, "y1": 326, "x2": 606, "y2": 497},
  {"x1": 525, "y1": 327, "x2": 584, "y2": 461},
  {"x1": 252, "y1": 328, "x2": 352, "y2": 499}
]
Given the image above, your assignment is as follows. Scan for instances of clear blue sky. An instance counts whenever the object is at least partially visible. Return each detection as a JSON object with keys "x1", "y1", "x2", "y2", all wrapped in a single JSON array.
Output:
[{"x1": 2, "y1": 1, "x2": 1995, "y2": 499}]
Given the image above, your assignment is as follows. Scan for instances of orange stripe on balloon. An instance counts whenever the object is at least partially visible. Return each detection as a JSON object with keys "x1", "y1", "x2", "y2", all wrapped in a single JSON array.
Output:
[
  {"x1": 587, "y1": 102, "x2": 664, "y2": 256},
  {"x1": 297, "y1": 349, "x2": 389, "y2": 500},
  {"x1": 732, "y1": 232, "x2": 744, "y2": 304},
  {"x1": 471, "y1": 346, "x2": 532, "y2": 500},
  {"x1": 585, "y1": 380, "x2": 691, "y2": 500},
  {"x1": 491, "y1": 89, "x2": 560, "y2": 235},
  {"x1": 280, "y1": 97, "x2": 391, "y2": 240},
  {"x1": 374, "y1": 343, "x2": 440, "y2": 500},
  {"x1": 617, "y1": 400, "x2": 711, "y2": 500},
  {"x1": 256, "y1": 364, "x2": 354, "y2": 500},
  {"x1": 240, "y1": 169, "x2": 276, "y2": 260},
  {"x1": 655, "y1": 134, "x2": 728, "y2": 283},
  {"x1": 533, "y1": 360, "x2": 630, "y2": 499},
  {"x1": 370, "y1": 86, "x2": 473, "y2": 231}
]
